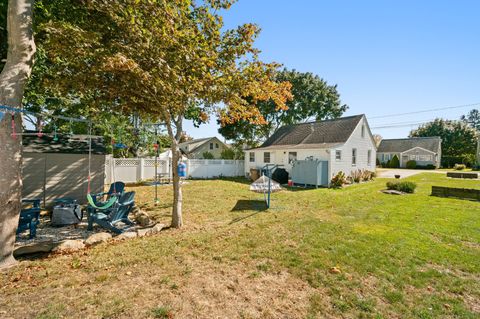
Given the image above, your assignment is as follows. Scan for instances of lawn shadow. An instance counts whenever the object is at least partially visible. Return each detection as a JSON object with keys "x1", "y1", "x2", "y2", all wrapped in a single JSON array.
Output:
[
  {"x1": 231, "y1": 199, "x2": 268, "y2": 212},
  {"x1": 229, "y1": 199, "x2": 267, "y2": 224}
]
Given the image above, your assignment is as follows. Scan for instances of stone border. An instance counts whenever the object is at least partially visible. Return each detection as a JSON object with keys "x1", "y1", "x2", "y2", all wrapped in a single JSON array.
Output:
[{"x1": 14, "y1": 223, "x2": 166, "y2": 257}]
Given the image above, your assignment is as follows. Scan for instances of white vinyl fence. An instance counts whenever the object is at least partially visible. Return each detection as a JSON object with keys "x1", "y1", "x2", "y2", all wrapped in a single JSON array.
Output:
[
  {"x1": 105, "y1": 156, "x2": 244, "y2": 184},
  {"x1": 187, "y1": 159, "x2": 244, "y2": 179}
]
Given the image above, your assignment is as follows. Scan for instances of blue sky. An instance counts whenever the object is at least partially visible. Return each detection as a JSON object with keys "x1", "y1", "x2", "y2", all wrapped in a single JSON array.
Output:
[{"x1": 184, "y1": 0, "x2": 480, "y2": 140}]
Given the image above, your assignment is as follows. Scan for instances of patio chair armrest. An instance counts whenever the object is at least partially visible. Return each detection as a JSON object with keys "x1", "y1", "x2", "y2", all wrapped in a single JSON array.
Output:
[{"x1": 22, "y1": 199, "x2": 41, "y2": 208}]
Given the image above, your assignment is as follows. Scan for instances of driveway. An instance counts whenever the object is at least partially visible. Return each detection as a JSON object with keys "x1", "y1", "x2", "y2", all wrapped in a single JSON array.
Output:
[{"x1": 376, "y1": 168, "x2": 445, "y2": 179}]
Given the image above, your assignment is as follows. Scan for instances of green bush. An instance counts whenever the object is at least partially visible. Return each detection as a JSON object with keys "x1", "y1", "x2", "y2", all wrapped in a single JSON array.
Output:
[
  {"x1": 385, "y1": 160, "x2": 391, "y2": 168},
  {"x1": 390, "y1": 155, "x2": 400, "y2": 168},
  {"x1": 406, "y1": 160, "x2": 416, "y2": 169},
  {"x1": 386, "y1": 181, "x2": 417, "y2": 193},
  {"x1": 220, "y1": 148, "x2": 235, "y2": 159},
  {"x1": 454, "y1": 163, "x2": 466, "y2": 170},
  {"x1": 202, "y1": 151, "x2": 215, "y2": 159},
  {"x1": 331, "y1": 171, "x2": 347, "y2": 188}
]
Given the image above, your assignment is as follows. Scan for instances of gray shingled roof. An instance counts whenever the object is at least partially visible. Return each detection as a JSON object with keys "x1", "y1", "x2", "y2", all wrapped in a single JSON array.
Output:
[
  {"x1": 377, "y1": 137, "x2": 441, "y2": 153},
  {"x1": 254, "y1": 115, "x2": 364, "y2": 150},
  {"x1": 178, "y1": 137, "x2": 210, "y2": 148},
  {"x1": 23, "y1": 133, "x2": 106, "y2": 155}
]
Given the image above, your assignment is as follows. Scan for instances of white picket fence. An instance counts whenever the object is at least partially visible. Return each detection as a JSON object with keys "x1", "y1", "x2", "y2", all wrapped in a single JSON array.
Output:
[{"x1": 105, "y1": 156, "x2": 244, "y2": 183}]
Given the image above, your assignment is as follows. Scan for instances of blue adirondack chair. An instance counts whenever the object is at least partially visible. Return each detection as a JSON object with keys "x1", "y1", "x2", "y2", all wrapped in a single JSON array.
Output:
[
  {"x1": 87, "y1": 191, "x2": 135, "y2": 234},
  {"x1": 90, "y1": 182, "x2": 125, "y2": 206},
  {"x1": 17, "y1": 199, "x2": 41, "y2": 239}
]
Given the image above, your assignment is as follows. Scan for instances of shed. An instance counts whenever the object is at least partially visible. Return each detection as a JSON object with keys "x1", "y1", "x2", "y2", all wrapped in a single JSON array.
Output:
[
  {"x1": 291, "y1": 160, "x2": 329, "y2": 187},
  {"x1": 22, "y1": 133, "x2": 106, "y2": 207}
]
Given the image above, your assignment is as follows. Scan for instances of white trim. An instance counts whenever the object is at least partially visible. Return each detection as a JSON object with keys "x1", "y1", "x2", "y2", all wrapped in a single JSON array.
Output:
[{"x1": 401, "y1": 146, "x2": 437, "y2": 155}]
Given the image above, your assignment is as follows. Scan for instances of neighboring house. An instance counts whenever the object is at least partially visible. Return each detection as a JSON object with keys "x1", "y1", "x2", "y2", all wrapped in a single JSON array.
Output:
[
  {"x1": 22, "y1": 133, "x2": 106, "y2": 207},
  {"x1": 179, "y1": 137, "x2": 229, "y2": 159},
  {"x1": 244, "y1": 114, "x2": 377, "y2": 182},
  {"x1": 377, "y1": 137, "x2": 442, "y2": 168}
]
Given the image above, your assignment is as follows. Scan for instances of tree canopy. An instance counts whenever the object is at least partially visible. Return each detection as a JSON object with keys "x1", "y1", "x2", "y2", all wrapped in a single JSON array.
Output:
[
  {"x1": 461, "y1": 109, "x2": 480, "y2": 131},
  {"x1": 218, "y1": 68, "x2": 347, "y2": 147},
  {"x1": 26, "y1": 0, "x2": 293, "y2": 227}
]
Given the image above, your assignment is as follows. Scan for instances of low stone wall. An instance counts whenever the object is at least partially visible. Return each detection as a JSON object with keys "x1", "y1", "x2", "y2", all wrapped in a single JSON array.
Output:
[
  {"x1": 431, "y1": 186, "x2": 480, "y2": 201},
  {"x1": 446, "y1": 172, "x2": 478, "y2": 179}
]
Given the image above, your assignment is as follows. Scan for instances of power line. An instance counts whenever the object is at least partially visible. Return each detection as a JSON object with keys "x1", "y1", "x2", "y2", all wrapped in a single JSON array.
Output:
[
  {"x1": 368, "y1": 102, "x2": 480, "y2": 120},
  {"x1": 372, "y1": 121, "x2": 428, "y2": 129}
]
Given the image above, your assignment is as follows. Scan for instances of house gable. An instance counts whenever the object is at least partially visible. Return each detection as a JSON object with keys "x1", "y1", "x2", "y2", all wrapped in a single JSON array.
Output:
[
  {"x1": 402, "y1": 146, "x2": 437, "y2": 155},
  {"x1": 183, "y1": 137, "x2": 229, "y2": 159}
]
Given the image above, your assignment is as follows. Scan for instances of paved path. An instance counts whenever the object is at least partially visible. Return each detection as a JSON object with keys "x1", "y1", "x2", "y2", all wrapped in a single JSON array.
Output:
[{"x1": 376, "y1": 168, "x2": 445, "y2": 179}]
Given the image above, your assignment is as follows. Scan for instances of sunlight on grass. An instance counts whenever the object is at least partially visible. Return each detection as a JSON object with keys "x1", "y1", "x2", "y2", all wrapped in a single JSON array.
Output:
[{"x1": 0, "y1": 174, "x2": 478, "y2": 318}]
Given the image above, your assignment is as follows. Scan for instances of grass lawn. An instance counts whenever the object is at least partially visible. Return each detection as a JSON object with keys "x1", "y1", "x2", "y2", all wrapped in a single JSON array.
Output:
[{"x1": 1, "y1": 173, "x2": 479, "y2": 318}]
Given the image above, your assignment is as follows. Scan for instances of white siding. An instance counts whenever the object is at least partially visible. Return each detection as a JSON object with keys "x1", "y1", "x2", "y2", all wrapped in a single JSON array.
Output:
[{"x1": 330, "y1": 117, "x2": 376, "y2": 178}]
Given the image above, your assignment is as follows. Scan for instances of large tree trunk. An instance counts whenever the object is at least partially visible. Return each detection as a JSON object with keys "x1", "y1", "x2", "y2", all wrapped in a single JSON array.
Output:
[
  {"x1": 171, "y1": 138, "x2": 183, "y2": 228},
  {"x1": 170, "y1": 116, "x2": 183, "y2": 228},
  {"x1": 0, "y1": 0, "x2": 36, "y2": 270}
]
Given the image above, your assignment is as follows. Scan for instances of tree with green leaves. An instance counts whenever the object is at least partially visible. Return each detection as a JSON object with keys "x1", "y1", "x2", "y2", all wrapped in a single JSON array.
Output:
[
  {"x1": 33, "y1": 0, "x2": 292, "y2": 228},
  {"x1": 410, "y1": 118, "x2": 477, "y2": 166},
  {"x1": 461, "y1": 109, "x2": 480, "y2": 131},
  {"x1": 218, "y1": 68, "x2": 347, "y2": 146}
]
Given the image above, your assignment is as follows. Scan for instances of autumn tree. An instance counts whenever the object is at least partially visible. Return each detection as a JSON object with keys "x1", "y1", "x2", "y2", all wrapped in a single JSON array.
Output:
[
  {"x1": 219, "y1": 68, "x2": 346, "y2": 146},
  {"x1": 35, "y1": 0, "x2": 291, "y2": 227},
  {"x1": 372, "y1": 134, "x2": 382, "y2": 148},
  {"x1": 0, "y1": 0, "x2": 36, "y2": 270}
]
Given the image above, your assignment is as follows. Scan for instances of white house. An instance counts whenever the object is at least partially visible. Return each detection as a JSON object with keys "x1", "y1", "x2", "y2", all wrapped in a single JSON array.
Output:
[
  {"x1": 244, "y1": 114, "x2": 377, "y2": 182},
  {"x1": 377, "y1": 137, "x2": 442, "y2": 168},
  {"x1": 179, "y1": 137, "x2": 229, "y2": 159}
]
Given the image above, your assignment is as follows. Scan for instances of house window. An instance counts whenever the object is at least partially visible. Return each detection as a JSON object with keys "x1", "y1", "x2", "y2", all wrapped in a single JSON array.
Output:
[
  {"x1": 288, "y1": 152, "x2": 297, "y2": 164},
  {"x1": 335, "y1": 150, "x2": 342, "y2": 160},
  {"x1": 361, "y1": 125, "x2": 365, "y2": 138},
  {"x1": 352, "y1": 148, "x2": 357, "y2": 165},
  {"x1": 210, "y1": 143, "x2": 213, "y2": 150},
  {"x1": 215, "y1": 143, "x2": 219, "y2": 148},
  {"x1": 368, "y1": 150, "x2": 372, "y2": 165},
  {"x1": 264, "y1": 152, "x2": 271, "y2": 163},
  {"x1": 249, "y1": 152, "x2": 255, "y2": 163}
]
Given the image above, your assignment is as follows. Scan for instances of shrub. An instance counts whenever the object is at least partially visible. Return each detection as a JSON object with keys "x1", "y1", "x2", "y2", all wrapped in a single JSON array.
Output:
[
  {"x1": 350, "y1": 169, "x2": 362, "y2": 183},
  {"x1": 360, "y1": 169, "x2": 375, "y2": 182},
  {"x1": 454, "y1": 164, "x2": 466, "y2": 170},
  {"x1": 386, "y1": 181, "x2": 417, "y2": 193},
  {"x1": 331, "y1": 171, "x2": 347, "y2": 188},
  {"x1": 390, "y1": 155, "x2": 400, "y2": 168},
  {"x1": 406, "y1": 160, "x2": 416, "y2": 169},
  {"x1": 220, "y1": 148, "x2": 235, "y2": 159},
  {"x1": 202, "y1": 151, "x2": 215, "y2": 159},
  {"x1": 385, "y1": 160, "x2": 391, "y2": 168},
  {"x1": 376, "y1": 158, "x2": 380, "y2": 166}
]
